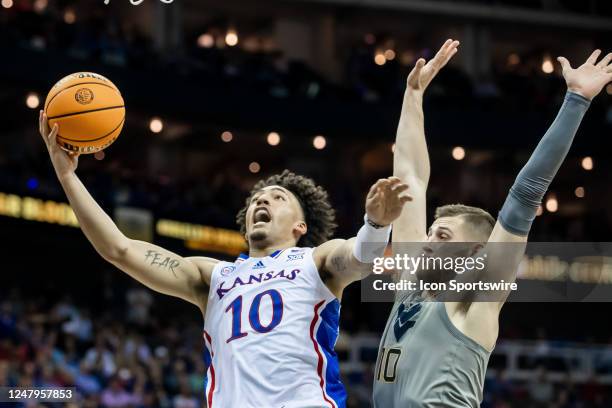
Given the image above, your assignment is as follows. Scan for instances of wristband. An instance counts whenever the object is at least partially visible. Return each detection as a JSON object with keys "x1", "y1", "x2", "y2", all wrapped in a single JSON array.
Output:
[
  {"x1": 353, "y1": 214, "x2": 392, "y2": 263},
  {"x1": 366, "y1": 217, "x2": 386, "y2": 229}
]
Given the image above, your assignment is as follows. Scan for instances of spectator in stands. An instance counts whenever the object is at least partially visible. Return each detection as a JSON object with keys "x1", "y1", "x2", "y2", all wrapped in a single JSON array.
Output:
[
  {"x1": 484, "y1": 369, "x2": 515, "y2": 406},
  {"x1": 594, "y1": 336, "x2": 612, "y2": 374},
  {"x1": 84, "y1": 335, "x2": 116, "y2": 378},
  {"x1": 126, "y1": 284, "x2": 154, "y2": 328},
  {"x1": 528, "y1": 366, "x2": 554, "y2": 407},
  {"x1": 74, "y1": 360, "x2": 102, "y2": 396},
  {"x1": 173, "y1": 377, "x2": 199, "y2": 408},
  {"x1": 100, "y1": 375, "x2": 141, "y2": 407}
]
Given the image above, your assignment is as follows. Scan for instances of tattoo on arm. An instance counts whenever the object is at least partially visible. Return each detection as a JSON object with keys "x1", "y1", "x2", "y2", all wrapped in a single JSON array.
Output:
[
  {"x1": 144, "y1": 250, "x2": 181, "y2": 277},
  {"x1": 331, "y1": 256, "x2": 347, "y2": 273}
]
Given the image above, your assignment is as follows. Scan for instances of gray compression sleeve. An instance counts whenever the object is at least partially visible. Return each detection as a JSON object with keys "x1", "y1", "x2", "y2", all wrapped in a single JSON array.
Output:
[{"x1": 498, "y1": 91, "x2": 591, "y2": 236}]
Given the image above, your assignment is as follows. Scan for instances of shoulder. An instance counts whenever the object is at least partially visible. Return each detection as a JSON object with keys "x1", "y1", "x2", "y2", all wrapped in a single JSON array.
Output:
[
  {"x1": 184, "y1": 256, "x2": 221, "y2": 316},
  {"x1": 312, "y1": 239, "x2": 349, "y2": 265},
  {"x1": 185, "y1": 256, "x2": 220, "y2": 285}
]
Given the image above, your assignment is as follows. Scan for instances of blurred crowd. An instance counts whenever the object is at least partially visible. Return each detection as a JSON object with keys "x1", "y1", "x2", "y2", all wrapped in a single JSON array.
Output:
[
  {"x1": 0, "y1": 288, "x2": 206, "y2": 408},
  {"x1": 482, "y1": 367, "x2": 610, "y2": 408},
  {"x1": 2, "y1": 287, "x2": 612, "y2": 408}
]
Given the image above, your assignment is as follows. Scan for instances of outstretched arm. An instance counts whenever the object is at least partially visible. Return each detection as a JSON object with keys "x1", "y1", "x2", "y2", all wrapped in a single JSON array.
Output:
[
  {"x1": 39, "y1": 112, "x2": 216, "y2": 310},
  {"x1": 393, "y1": 39, "x2": 459, "y2": 242},
  {"x1": 482, "y1": 49, "x2": 612, "y2": 304},
  {"x1": 313, "y1": 177, "x2": 412, "y2": 296},
  {"x1": 493, "y1": 49, "x2": 611, "y2": 244},
  {"x1": 450, "y1": 50, "x2": 610, "y2": 351}
]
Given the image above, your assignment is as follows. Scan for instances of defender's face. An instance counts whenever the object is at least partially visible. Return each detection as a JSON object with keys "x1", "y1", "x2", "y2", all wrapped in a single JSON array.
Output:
[
  {"x1": 416, "y1": 216, "x2": 478, "y2": 282},
  {"x1": 426, "y1": 216, "x2": 472, "y2": 243},
  {"x1": 245, "y1": 185, "x2": 305, "y2": 248}
]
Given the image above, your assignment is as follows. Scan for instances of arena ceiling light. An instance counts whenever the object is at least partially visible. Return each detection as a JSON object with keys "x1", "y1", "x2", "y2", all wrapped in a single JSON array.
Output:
[
  {"x1": 267, "y1": 132, "x2": 280, "y2": 146},
  {"x1": 225, "y1": 28, "x2": 239, "y2": 47},
  {"x1": 507, "y1": 53, "x2": 520, "y2": 67},
  {"x1": 149, "y1": 117, "x2": 163, "y2": 133},
  {"x1": 545, "y1": 195, "x2": 558, "y2": 213},
  {"x1": 26, "y1": 92, "x2": 40, "y2": 109},
  {"x1": 384, "y1": 49, "x2": 396, "y2": 61},
  {"x1": 313, "y1": 135, "x2": 326, "y2": 150},
  {"x1": 249, "y1": 162, "x2": 261, "y2": 173},
  {"x1": 221, "y1": 131, "x2": 233, "y2": 142},
  {"x1": 33, "y1": 0, "x2": 47, "y2": 12},
  {"x1": 64, "y1": 9, "x2": 76, "y2": 24},
  {"x1": 541, "y1": 55, "x2": 554, "y2": 74},
  {"x1": 198, "y1": 33, "x2": 214, "y2": 48},
  {"x1": 452, "y1": 146, "x2": 465, "y2": 160},
  {"x1": 374, "y1": 52, "x2": 386, "y2": 66},
  {"x1": 581, "y1": 156, "x2": 593, "y2": 171}
]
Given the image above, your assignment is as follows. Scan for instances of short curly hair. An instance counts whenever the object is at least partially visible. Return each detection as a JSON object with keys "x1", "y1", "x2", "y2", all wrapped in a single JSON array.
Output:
[{"x1": 236, "y1": 170, "x2": 337, "y2": 248}]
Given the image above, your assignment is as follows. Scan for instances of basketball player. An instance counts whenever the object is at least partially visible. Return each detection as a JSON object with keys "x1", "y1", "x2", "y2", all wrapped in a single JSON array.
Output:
[
  {"x1": 373, "y1": 40, "x2": 612, "y2": 407},
  {"x1": 39, "y1": 111, "x2": 412, "y2": 407}
]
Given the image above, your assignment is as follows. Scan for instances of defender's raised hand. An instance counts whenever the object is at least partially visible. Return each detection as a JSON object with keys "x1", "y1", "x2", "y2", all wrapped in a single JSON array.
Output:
[
  {"x1": 407, "y1": 39, "x2": 460, "y2": 93},
  {"x1": 558, "y1": 49, "x2": 612, "y2": 101},
  {"x1": 365, "y1": 177, "x2": 412, "y2": 227},
  {"x1": 39, "y1": 110, "x2": 79, "y2": 178}
]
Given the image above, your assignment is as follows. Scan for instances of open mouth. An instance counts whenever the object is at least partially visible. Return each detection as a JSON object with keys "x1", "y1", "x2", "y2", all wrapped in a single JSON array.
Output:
[{"x1": 253, "y1": 207, "x2": 271, "y2": 226}]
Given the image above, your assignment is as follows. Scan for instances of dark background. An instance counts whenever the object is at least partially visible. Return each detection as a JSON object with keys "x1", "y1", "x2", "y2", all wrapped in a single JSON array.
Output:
[{"x1": 1, "y1": 0, "x2": 612, "y2": 407}]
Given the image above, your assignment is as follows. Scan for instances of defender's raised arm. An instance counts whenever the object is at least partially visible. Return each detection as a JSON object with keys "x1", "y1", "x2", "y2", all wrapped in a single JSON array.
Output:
[
  {"x1": 472, "y1": 50, "x2": 612, "y2": 309},
  {"x1": 393, "y1": 39, "x2": 459, "y2": 242},
  {"x1": 493, "y1": 49, "x2": 611, "y2": 244}
]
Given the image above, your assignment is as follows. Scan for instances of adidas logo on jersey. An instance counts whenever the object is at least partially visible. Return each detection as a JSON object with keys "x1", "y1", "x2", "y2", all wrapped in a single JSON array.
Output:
[{"x1": 253, "y1": 260, "x2": 266, "y2": 269}]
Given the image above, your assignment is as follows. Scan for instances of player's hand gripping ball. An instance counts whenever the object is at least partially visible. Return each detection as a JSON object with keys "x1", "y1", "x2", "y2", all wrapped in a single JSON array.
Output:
[{"x1": 44, "y1": 72, "x2": 125, "y2": 154}]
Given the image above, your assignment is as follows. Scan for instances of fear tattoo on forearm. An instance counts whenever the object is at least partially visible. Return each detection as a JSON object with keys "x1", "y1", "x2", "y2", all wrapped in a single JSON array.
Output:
[{"x1": 144, "y1": 250, "x2": 181, "y2": 277}]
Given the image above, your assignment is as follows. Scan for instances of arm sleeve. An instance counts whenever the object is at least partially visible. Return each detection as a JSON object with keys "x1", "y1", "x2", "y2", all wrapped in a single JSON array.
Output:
[{"x1": 498, "y1": 91, "x2": 591, "y2": 236}]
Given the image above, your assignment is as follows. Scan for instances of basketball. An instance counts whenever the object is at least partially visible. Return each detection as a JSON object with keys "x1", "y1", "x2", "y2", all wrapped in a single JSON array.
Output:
[{"x1": 44, "y1": 72, "x2": 125, "y2": 154}]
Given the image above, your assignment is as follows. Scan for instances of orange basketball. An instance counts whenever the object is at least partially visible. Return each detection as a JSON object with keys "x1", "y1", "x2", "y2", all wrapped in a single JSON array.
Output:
[{"x1": 44, "y1": 72, "x2": 125, "y2": 154}]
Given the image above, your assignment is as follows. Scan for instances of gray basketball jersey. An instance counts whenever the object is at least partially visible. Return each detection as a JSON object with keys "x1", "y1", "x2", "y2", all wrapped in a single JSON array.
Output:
[{"x1": 373, "y1": 292, "x2": 491, "y2": 407}]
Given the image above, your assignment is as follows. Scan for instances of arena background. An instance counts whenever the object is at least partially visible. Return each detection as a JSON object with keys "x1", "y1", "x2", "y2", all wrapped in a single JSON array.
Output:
[{"x1": 1, "y1": 0, "x2": 612, "y2": 407}]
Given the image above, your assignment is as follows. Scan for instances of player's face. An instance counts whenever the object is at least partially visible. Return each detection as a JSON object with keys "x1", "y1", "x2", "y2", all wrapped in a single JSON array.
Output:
[
  {"x1": 416, "y1": 216, "x2": 479, "y2": 282},
  {"x1": 426, "y1": 216, "x2": 472, "y2": 243},
  {"x1": 245, "y1": 186, "x2": 306, "y2": 248}
]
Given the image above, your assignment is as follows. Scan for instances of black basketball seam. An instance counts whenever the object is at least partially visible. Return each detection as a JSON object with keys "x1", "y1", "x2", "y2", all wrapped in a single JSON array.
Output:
[
  {"x1": 48, "y1": 105, "x2": 125, "y2": 120},
  {"x1": 58, "y1": 116, "x2": 125, "y2": 143},
  {"x1": 45, "y1": 81, "x2": 119, "y2": 111}
]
